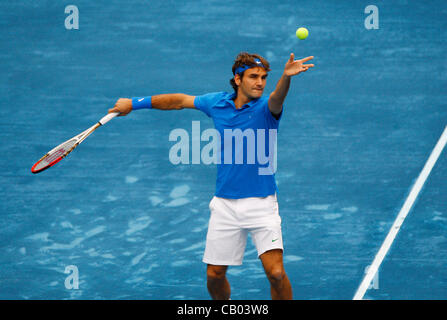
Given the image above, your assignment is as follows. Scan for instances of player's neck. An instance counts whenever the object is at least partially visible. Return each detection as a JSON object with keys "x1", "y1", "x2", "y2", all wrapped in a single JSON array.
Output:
[{"x1": 233, "y1": 91, "x2": 252, "y2": 109}]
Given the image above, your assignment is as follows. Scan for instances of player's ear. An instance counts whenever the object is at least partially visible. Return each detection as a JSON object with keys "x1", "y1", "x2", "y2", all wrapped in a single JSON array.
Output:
[{"x1": 234, "y1": 74, "x2": 241, "y2": 86}]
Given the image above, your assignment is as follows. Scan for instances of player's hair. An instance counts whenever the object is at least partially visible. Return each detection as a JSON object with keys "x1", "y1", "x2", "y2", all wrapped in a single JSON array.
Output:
[{"x1": 230, "y1": 52, "x2": 270, "y2": 93}]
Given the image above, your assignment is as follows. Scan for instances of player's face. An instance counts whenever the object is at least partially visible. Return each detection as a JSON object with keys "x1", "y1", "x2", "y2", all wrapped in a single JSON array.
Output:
[{"x1": 237, "y1": 67, "x2": 268, "y2": 99}]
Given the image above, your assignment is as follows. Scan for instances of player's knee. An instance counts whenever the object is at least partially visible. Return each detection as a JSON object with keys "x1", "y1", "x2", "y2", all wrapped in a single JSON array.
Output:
[
  {"x1": 266, "y1": 267, "x2": 285, "y2": 284},
  {"x1": 207, "y1": 266, "x2": 227, "y2": 281}
]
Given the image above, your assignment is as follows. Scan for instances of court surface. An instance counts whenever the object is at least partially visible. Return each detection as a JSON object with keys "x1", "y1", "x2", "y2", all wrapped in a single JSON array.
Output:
[{"x1": 0, "y1": 0, "x2": 446, "y2": 299}]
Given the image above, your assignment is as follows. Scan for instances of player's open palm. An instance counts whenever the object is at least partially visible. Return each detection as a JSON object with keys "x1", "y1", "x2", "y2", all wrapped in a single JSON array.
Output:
[{"x1": 284, "y1": 53, "x2": 314, "y2": 77}]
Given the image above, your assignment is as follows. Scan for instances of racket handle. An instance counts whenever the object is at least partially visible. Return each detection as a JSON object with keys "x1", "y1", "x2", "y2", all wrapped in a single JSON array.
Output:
[{"x1": 99, "y1": 112, "x2": 119, "y2": 125}]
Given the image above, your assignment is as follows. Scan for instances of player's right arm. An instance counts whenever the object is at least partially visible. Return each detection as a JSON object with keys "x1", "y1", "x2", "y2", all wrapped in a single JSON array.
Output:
[{"x1": 108, "y1": 94, "x2": 196, "y2": 116}]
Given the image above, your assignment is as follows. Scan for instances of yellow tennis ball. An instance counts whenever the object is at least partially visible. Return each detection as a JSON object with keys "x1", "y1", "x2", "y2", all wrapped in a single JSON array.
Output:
[{"x1": 296, "y1": 27, "x2": 309, "y2": 40}]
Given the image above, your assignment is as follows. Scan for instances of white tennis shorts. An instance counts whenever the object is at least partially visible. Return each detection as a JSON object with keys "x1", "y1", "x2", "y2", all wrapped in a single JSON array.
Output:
[{"x1": 203, "y1": 193, "x2": 283, "y2": 266}]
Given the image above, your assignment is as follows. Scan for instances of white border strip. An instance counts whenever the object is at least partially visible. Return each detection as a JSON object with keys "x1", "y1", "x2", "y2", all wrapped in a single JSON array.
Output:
[{"x1": 353, "y1": 125, "x2": 447, "y2": 300}]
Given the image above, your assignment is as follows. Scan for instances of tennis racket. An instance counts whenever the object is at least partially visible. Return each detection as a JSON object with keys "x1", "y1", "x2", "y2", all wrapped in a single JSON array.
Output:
[{"x1": 31, "y1": 112, "x2": 119, "y2": 174}]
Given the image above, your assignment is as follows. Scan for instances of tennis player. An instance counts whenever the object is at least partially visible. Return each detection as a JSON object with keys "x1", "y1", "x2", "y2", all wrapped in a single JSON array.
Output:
[{"x1": 109, "y1": 52, "x2": 314, "y2": 300}]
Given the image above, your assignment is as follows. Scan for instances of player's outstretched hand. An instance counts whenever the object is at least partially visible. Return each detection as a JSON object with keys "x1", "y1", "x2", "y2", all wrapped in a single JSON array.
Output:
[
  {"x1": 283, "y1": 53, "x2": 314, "y2": 77},
  {"x1": 108, "y1": 98, "x2": 132, "y2": 116}
]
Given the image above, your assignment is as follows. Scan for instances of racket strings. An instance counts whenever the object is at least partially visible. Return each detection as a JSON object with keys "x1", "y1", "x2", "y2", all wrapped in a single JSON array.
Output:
[{"x1": 33, "y1": 139, "x2": 78, "y2": 171}]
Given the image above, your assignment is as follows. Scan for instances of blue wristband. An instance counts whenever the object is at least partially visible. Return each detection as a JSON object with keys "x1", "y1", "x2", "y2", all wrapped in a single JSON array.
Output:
[{"x1": 132, "y1": 96, "x2": 152, "y2": 110}]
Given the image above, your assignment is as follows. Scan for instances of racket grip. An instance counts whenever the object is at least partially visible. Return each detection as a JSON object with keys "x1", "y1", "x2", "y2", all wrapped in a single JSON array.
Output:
[{"x1": 99, "y1": 112, "x2": 119, "y2": 125}]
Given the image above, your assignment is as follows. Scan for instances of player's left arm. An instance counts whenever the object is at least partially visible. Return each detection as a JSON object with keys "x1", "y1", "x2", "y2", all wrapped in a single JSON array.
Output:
[{"x1": 268, "y1": 53, "x2": 314, "y2": 115}]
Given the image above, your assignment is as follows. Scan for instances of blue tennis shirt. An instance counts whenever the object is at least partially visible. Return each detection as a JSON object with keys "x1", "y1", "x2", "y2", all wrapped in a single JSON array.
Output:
[{"x1": 194, "y1": 91, "x2": 282, "y2": 199}]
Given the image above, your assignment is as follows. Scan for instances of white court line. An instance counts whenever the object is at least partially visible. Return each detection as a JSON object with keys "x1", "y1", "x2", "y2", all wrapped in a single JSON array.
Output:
[{"x1": 353, "y1": 125, "x2": 447, "y2": 300}]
